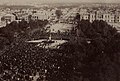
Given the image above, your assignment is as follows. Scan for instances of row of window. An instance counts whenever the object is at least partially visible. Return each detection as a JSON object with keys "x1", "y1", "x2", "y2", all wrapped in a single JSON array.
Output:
[{"x1": 82, "y1": 14, "x2": 120, "y2": 19}]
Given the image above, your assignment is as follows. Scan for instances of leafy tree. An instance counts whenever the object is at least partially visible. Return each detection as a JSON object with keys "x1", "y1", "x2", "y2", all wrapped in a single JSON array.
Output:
[
  {"x1": 19, "y1": 19, "x2": 28, "y2": 31},
  {"x1": 75, "y1": 13, "x2": 80, "y2": 23},
  {"x1": 55, "y1": 10, "x2": 62, "y2": 19}
]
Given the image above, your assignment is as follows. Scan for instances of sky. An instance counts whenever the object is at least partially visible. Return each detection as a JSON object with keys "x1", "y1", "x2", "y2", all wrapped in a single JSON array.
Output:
[{"x1": 0, "y1": 0, "x2": 119, "y2": 5}]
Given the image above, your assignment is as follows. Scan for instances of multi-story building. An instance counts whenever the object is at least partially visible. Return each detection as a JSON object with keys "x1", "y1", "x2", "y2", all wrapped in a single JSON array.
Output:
[
  {"x1": 115, "y1": 14, "x2": 120, "y2": 23},
  {"x1": 89, "y1": 13, "x2": 96, "y2": 22},
  {"x1": 0, "y1": 12, "x2": 6, "y2": 22},
  {"x1": 96, "y1": 13, "x2": 103, "y2": 21},
  {"x1": 61, "y1": 8, "x2": 69, "y2": 15},
  {"x1": 0, "y1": 13, "x2": 6, "y2": 27},
  {"x1": 31, "y1": 12, "x2": 49, "y2": 20},
  {"x1": 79, "y1": 9, "x2": 88, "y2": 14},
  {"x1": 22, "y1": 15, "x2": 30, "y2": 22},
  {"x1": 103, "y1": 13, "x2": 110, "y2": 22},
  {"x1": 103, "y1": 13, "x2": 115, "y2": 23},
  {"x1": 80, "y1": 13, "x2": 89, "y2": 20},
  {"x1": 2, "y1": 14, "x2": 16, "y2": 24},
  {"x1": 109, "y1": 14, "x2": 115, "y2": 23}
]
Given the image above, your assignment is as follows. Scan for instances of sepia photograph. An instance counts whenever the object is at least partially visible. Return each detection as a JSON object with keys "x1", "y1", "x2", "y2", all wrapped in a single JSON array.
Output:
[{"x1": 0, "y1": 0, "x2": 120, "y2": 81}]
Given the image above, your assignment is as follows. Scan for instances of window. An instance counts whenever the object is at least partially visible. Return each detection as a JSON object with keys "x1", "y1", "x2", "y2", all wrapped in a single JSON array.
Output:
[{"x1": 105, "y1": 15, "x2": 107, "y2": 18}]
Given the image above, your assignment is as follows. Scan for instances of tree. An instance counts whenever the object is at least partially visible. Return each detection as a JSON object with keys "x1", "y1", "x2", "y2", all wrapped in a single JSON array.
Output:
[
  {"x1": 75, "y1": 13, "x2": 80, "y2": 23},
  {"x1": 55, "y1": 10, "x2": 62, "y2": 19},
  {"x1": 19, "y1": 19, "x2": 28, "y2": 31},
  {"x1": 74, "y1": 20, "x2": 120, "y2": 81}
]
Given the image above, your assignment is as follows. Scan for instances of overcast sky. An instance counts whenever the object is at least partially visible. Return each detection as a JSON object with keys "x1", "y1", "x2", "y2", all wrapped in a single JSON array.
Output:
[{"x1": 0, "y1": 0, "x2": 119, "y2": 5}]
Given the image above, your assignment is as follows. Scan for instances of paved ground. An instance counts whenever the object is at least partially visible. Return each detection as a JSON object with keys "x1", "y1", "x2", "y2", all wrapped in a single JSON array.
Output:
[{"x1": 50, "y1": 23, "x2": 73, "y2": 33}]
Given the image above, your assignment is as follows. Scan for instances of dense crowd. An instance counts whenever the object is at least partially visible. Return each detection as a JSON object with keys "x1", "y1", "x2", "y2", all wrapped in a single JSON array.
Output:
[
  {"x1": 0, "y1": 19, "x2": 120, "y2": 81},
  {"x1": 0, "y1": 41, "x2": 76, "y2": 81}
]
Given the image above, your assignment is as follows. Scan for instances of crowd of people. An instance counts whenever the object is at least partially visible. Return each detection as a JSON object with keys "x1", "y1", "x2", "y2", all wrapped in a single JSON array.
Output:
[
  {"x1": 0, "y1": 40, "x2": 77, "y2": 81},
  {"x1": 0, "y1": 19, "x2": 120, "y2": 81}
]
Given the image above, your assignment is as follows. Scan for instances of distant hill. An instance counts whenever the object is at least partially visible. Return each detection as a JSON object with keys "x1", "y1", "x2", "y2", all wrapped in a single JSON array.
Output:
[{"x1": 0, "y1": 5, "x2": 35, "y2": 9}]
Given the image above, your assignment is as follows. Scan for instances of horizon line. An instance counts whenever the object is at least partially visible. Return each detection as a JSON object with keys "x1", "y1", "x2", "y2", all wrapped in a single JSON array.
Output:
[{"x1": 0, "y1": 2, "x2": 120, "y2": 6}]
